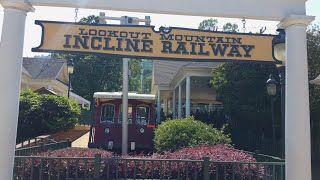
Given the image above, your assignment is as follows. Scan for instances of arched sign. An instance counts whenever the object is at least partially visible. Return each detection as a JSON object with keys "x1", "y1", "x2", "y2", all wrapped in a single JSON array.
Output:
[{"x1": 33, "y1": 20, "x2": 277, "y2": 63}]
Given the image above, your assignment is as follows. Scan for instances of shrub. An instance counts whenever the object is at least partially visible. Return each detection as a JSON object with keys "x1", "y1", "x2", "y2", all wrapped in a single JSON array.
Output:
[
  {"x1": 16, "y1": 146, "x2": 268, "y2": 180},
  {"x1": 17, "y1": 90, "x2": 81, "y2": 142},
  {"x1": 17, "y1": 148, "x2": 115, "y2": 179},
  {"x1": 154, "y1": 116, "x2": 231, "y2": 152}
]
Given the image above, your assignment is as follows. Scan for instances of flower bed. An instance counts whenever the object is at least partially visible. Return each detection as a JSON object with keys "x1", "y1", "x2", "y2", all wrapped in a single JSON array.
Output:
[{"x1": 16, "y1": 145, "x2": 270, "y2": 180}]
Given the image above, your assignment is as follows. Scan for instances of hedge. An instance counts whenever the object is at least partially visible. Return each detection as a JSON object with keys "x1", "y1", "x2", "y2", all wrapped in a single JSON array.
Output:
[
  {"x1": 154, "y1": 116, "x2": 231, "y2": 152},
  {"x1": 16, "y1": 145, "x2": 268, "y2": 179},
  {"x1": 17, "y1": 90, "x2": 81, "y2": 142}
]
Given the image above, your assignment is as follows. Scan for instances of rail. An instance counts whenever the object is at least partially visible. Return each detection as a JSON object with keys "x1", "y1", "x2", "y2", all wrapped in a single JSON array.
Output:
[
  {"x1": 16, "y1": 137, "x2": 57, "y2": 149},
  {"x1": 15, "y1": 139, "x2": 71, "y2": 156},
  {"x1": 13, "y1": 155, "x2": 285, "y2": 180}
]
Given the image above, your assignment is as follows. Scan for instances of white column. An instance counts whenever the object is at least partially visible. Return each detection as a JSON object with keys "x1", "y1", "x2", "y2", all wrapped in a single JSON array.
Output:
[
  {"x1": 172, "y1": 90, "x2": 176, "y2": 119},
  {"x1": 178, "y1": 84, "x2": 182, "y2": 118},
  {"x1": 0, "y1": 2, "x2": 34, "y2": 179},
  {"x1": 157, "y1": 89, "x2": 161, "y2": 123},
  {"x1": 163, "y1": 99, "x2": 168, "y2": 114},
  {"x1": 278, "y1": 15, "x2": 315, "y2": 180},
  {"x1": 122, "y1": 58, "x2": 129, "y2": 155},
  {"x1": 185, "y1": 76, "x2": 191, "y2": 117}
]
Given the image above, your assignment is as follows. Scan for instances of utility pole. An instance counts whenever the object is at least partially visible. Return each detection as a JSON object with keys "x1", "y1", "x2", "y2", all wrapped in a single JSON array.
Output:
[{"x1": 99, "y1": 12, "x2": 151, "y2": 155}]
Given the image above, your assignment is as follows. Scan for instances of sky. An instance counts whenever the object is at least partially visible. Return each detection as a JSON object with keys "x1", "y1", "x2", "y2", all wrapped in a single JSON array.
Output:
[{"x1": 0, "y1": 0, "x2": 319, "y2": 57}]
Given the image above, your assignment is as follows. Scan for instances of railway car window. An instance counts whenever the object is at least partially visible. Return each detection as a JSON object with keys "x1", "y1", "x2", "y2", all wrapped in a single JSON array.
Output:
[
  {"x1": 101, "y1": 104, "x2": 115, "y2": 124},
  {"x1": 118, "y1": 105, "x2": 133, "y2": 124},
  {"x1": 136, "y1": 106, "x2": 149, "y2": 125}
]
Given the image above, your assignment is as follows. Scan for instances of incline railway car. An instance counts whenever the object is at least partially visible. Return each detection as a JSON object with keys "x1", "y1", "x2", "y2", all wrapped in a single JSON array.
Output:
[{"x1": 88, "y1": 92, "x2": 156, "y2": 151}]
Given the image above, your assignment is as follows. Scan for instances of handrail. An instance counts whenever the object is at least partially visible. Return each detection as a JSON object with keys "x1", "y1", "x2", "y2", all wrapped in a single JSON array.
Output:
[{"x1": 13, "y1": 154, "x2": 285, "y2": 180}]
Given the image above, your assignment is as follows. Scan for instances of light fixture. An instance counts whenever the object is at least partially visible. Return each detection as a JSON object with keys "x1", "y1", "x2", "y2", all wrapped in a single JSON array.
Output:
[
  {"x1": 67, "y1": 59, "x2": 75, "y2": 99},
  {"x1": 104, "y1": 128, "x2": 110, "y2": 134},
  {"x1": 131, "y1": 142, "x2": 135, "y2": 150},
  {"x1": 272, "y1": 29, "x2": 286, "y2": 68},
  {"x1": 67, "y1": 59, "x2": 75, "y2": 74},
  {"x1": 108, "y1": 141, "x2": 113, "y2": 150},
  {"x1": 266, "y1": 74, "x2": 277, "y2": 96},
  {"x1": 139, "y1": 128, "x2": 145, "y2": 134}
]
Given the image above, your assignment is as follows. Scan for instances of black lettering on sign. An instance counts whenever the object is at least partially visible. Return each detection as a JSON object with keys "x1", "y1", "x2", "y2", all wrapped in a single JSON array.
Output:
[
  {"x1": 124, "y1": 39, "x2": 140, "y2": 52},
  {"x1": 160, "y1": 34, "x2": 174, "y2": 41},
  {"x1": 141, "y1": 33, "x2": 151, "y2": 39},
  {"x1": 78, "y1": 28, "x2": 88, "y2": 35},
  {"x1": 116, "y1": 38, "x2": 124, "y2": 51},
  {"x1": 227, "y1": 45, "x2": 242, "y2": 57},
  {"x1": 63, "y1": 34, "x2": 72, "y2": 48},
  {"x1": 141, "y1": 40, "x2": 153, "y2": 52},
  {"x1": 241, "y1": 45, "x2": 255, "y2": 57},
  {"x1": 174, "y1": 42, "x2": 188, "y2": 54},
  {"x1": 161, "y1": 41, "x2": 173, "y2": 53},
  {"x1": 103, "y1": 37, "x2": 115, "y2": 51},
  {"x1": 73, "y1": 35, "x2": 89, "y2": 49},
  {"x1": 91, "y1": 36, "x2": 102, "y2": 50},
  {"x1": 210, "y1": 44, "x2": 229, "y2": 56},
  {"x1": 198, "y1": 43, "x2": 209, "y2": 56},
  {"x1": 89, "y1": 29, "x2": 97, "y2": 36}
]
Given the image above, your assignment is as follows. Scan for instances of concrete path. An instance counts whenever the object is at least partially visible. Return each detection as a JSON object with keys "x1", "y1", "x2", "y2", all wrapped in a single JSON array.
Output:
[{"x1": 72, "y1": 131, "x2": 90, "y2": 148}]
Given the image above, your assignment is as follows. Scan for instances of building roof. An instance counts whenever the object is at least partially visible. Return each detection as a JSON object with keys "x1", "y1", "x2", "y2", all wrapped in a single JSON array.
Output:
[
  {"x1": 310, "y1": 75, "x2": 320, "y2": 85},
  {"x1": 22, "y1": 57, "x2": 66, "y2": 79},
  {"x1": 94, "y1": 92, "x2": 156, "y2": 100},
  {"x1": 153, "y1": 60, "x2": 217, "y2": 85}
]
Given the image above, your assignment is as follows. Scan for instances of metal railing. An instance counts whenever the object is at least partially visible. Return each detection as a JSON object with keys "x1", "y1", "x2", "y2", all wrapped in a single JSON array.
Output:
[
  {"x1": 15, "y1": 139, "x2": 71, "y2": 156},
  {"x1": 16, "y1": 137, "x2": 57, "y2": 149},
  {"x1": 13, "y1": 154, "x2": 285, "y2": 180}
]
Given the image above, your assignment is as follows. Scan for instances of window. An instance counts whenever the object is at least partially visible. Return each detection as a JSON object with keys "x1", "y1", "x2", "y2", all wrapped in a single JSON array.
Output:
[
  {"x1": 101, "y1": 104, "x2": 115, "y2": 124},
  {"x1": 118, "y1": 105, "x2": 132, "y2": 124},
  {"x1": 136, "y1": 106, "x2": 149, "y2": 125}
]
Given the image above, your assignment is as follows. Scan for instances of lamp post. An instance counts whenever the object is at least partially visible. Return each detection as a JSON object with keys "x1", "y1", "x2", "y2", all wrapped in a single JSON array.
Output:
[
  {"x1": 266, "y1": 74, "x2": 278, "y2": 155},
  {"x1": 67, "y1": 59, "x2": 74, "y2": 99},
  {"x1": 272, "y1": 29, "x2": 286, "y2": 158}
]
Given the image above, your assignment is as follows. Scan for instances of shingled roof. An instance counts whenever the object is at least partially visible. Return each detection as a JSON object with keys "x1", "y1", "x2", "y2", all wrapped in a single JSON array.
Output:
[
  {"x1": 153, "y1": 60, "x2": 217, "y2": 85},
  {"x1": 22, "y1": 57, "x2": 66, "y2": 79}
]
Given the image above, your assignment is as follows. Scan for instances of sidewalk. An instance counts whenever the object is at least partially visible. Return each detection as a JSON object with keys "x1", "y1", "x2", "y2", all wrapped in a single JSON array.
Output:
[{"x1": 72, "y1": 131, "x2": 90, "y2": 148}]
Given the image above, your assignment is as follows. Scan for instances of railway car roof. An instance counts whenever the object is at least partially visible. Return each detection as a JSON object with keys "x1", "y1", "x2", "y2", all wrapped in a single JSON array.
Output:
[{"x1": 94, "y1": 92, "x2": 156, "y2": 100}]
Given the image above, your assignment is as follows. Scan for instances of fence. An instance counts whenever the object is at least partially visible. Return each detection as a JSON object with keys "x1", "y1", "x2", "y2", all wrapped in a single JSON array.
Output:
[
  {"x1": 16, "y1": 137, "x2": 57, "y2": 149},
  {"x1": 13, "y1": 154, "x2": 285, "y2": 180},
  {"x1": 15, "y1": 139, "x2": 71, "y2": 156}
]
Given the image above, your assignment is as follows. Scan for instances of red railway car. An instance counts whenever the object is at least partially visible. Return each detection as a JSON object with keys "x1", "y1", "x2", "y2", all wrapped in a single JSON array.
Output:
[{"x1": 88, "y1": 92, "x2": 156, "y2": 151}]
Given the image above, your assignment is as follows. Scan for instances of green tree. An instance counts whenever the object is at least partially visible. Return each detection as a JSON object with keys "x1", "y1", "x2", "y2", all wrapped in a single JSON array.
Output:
[
  {"x1": 223, "y1": 23, "x2": 239, "y2": 32},
  {"x1": 209, "y1": 23, "x2": 320, "y2": 114},
  {"x1": 308, "y1": 24, "x2": 320, "y2": 112},
  {"x1": 17, "y1": 90, "x2": 80, "y2": 142},
  {"x1": 196, "y1": 19, "x2": 278, "y2": 115},
  {"x1": 198, "y1": 18, "x2": 218, "y2": 31},
  {"x1": 210, "y1": 62, "x2": 278, "y2": 115},
  {"x1": 129, "y1": 59, "x2": 142, "y2": 92},
  {"x1": 52, "y1": 15, "x2": 142, "y2": 100}
]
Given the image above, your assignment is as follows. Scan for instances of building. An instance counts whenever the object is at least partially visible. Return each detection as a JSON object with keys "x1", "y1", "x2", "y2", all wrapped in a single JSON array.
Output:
[
  {"x1": 21, "y1": 57, "x2": 90, "y2": 109},
  {"x1": 151, "y1": 60, "x2": 220, "y2": 121}
]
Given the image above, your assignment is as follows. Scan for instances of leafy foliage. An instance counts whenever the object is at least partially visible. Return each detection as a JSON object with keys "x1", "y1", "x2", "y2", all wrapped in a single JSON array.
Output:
[
  {"x1": 198, "y1": 18, "x2": 218, "y2": 31},
  {"x1": 154, "y1": 116, "x2": 231, "y2": 152},
  {"x1": 223, "y1": 22, "x2": 239, "y2": 32},
  {"x1": 210, "y1": 62, "x2": 278, "y2": 115},
  {"x1": 17, "y1": 90, "x2": 80, "y2": 142},
  {"x1": 51, "y1": 15, "x2": 142, "y2": 101},
  {"x1": 308, "y1": 24, "x2": 320, "y2": 112}
]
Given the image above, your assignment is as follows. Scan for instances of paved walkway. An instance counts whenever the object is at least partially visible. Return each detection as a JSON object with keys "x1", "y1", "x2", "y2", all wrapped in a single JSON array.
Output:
[{"x1": 71, "y1": 131, "x2": 90, "y2": 148}]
